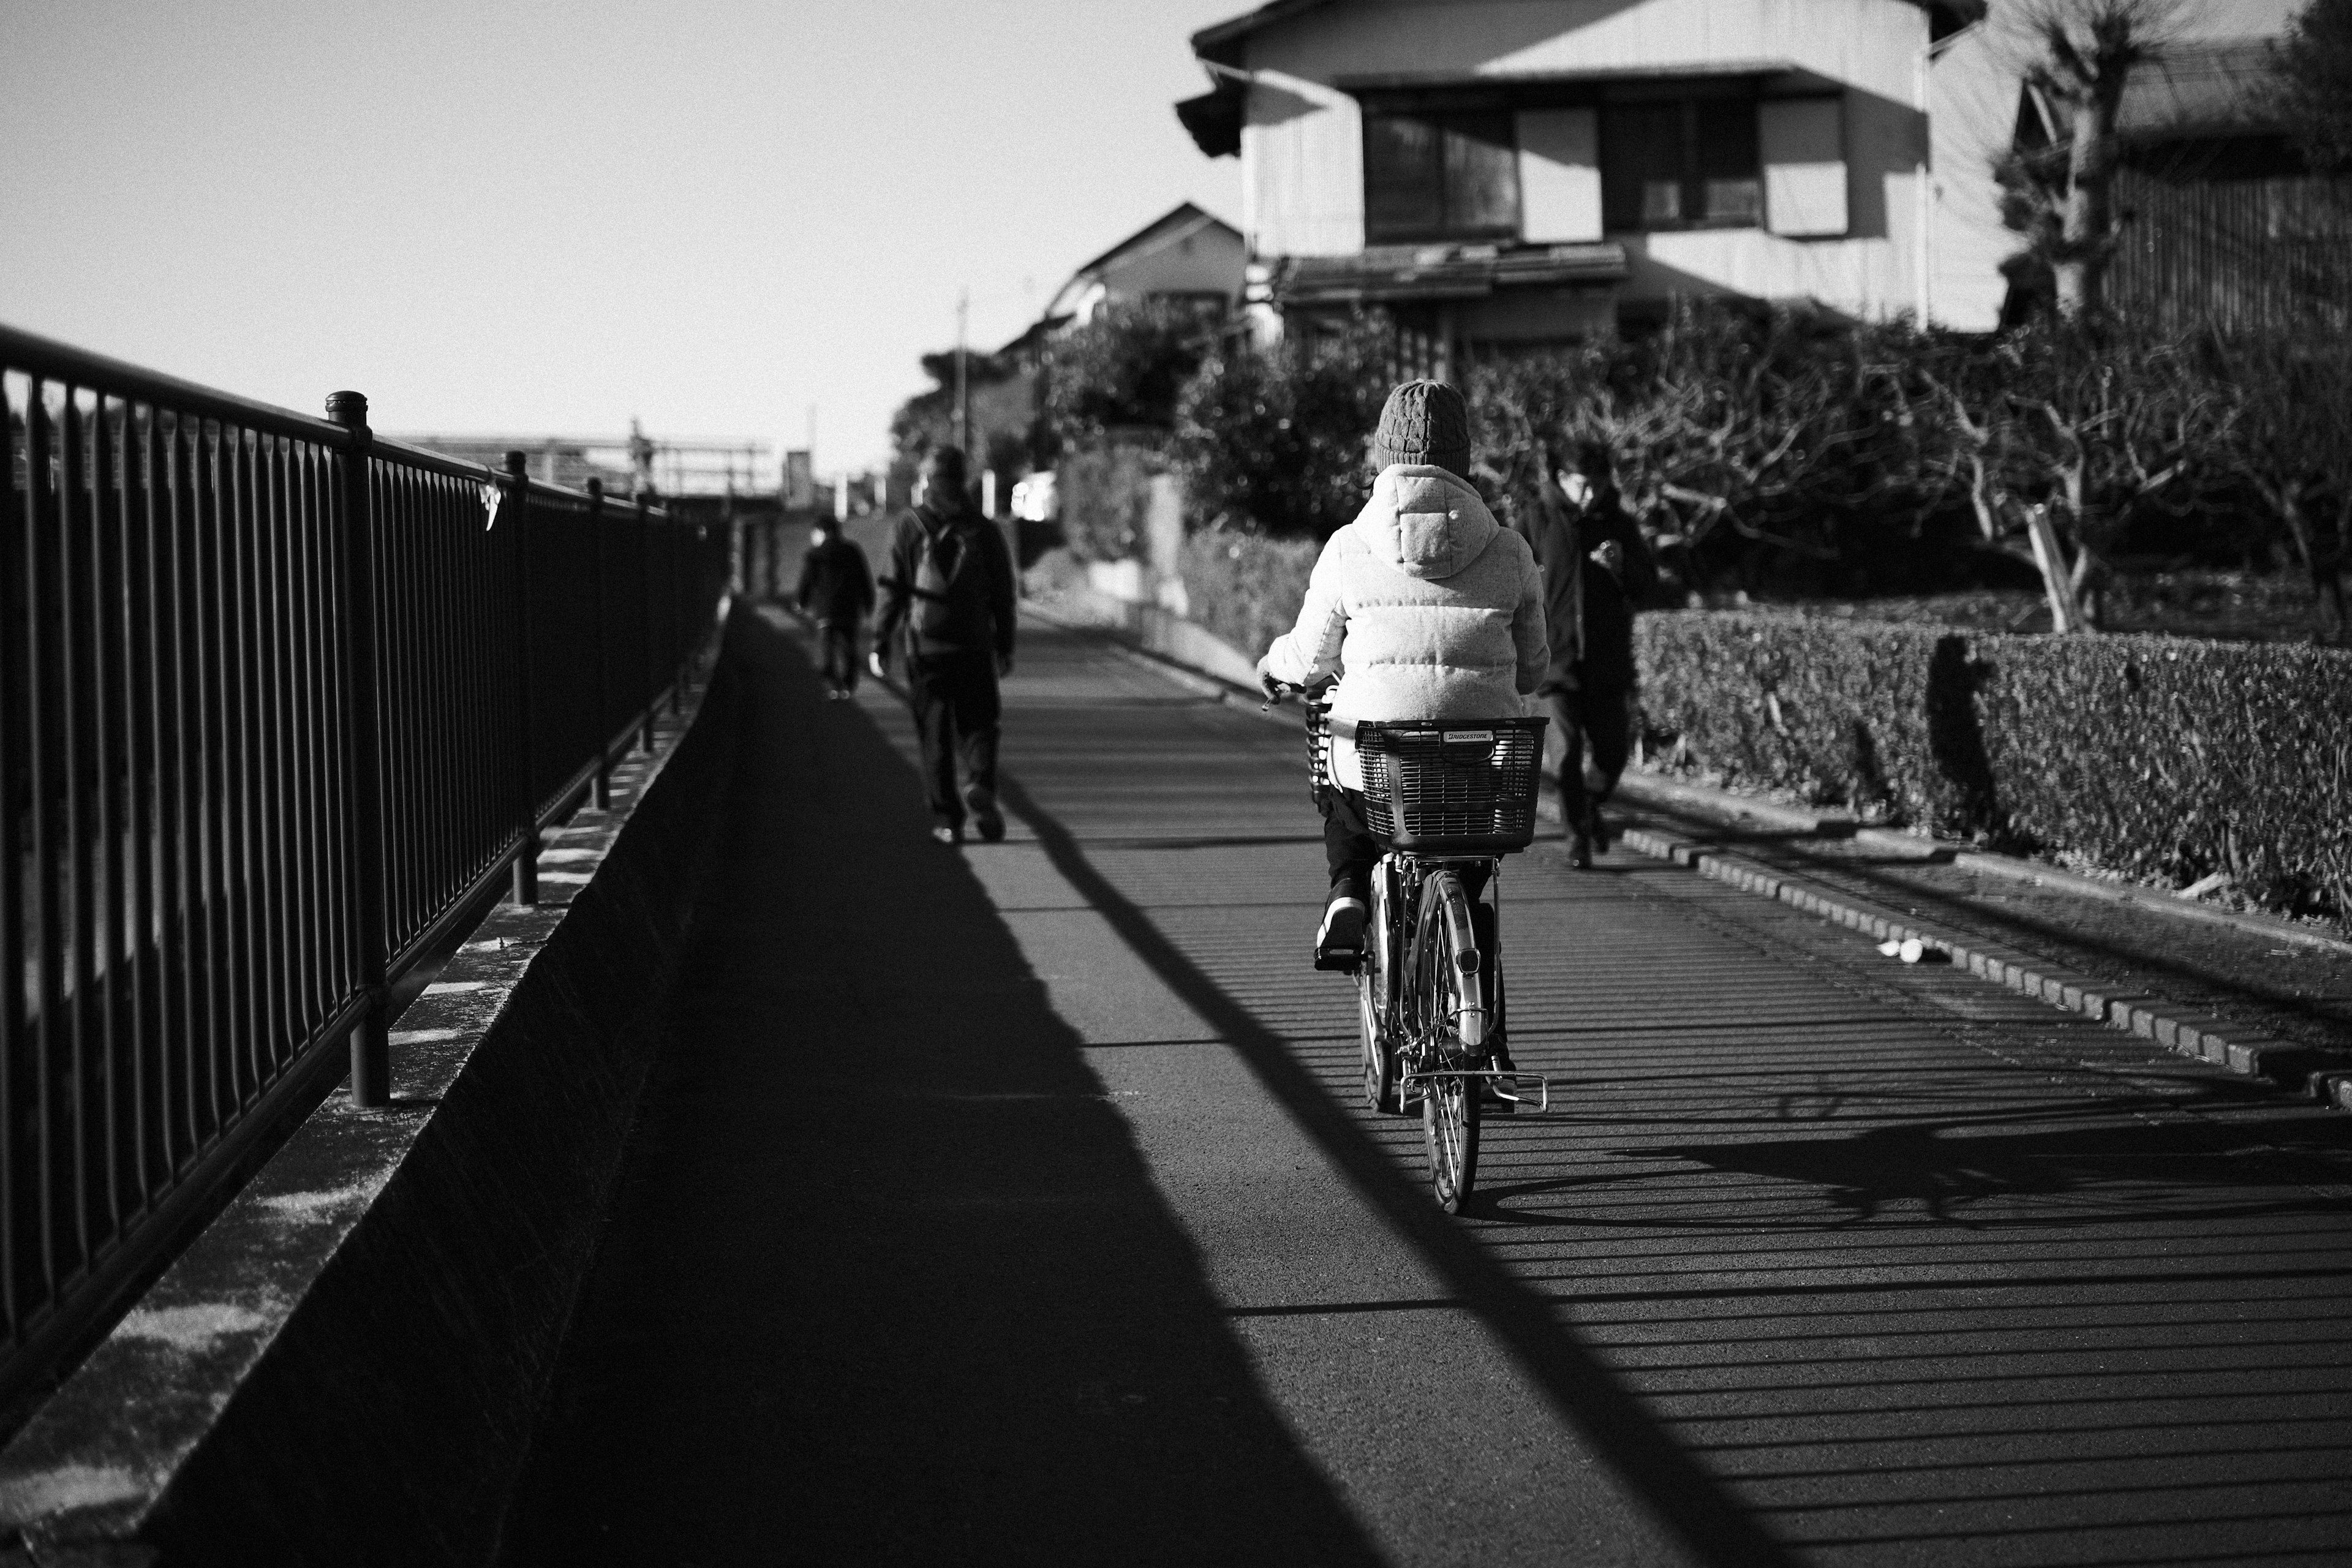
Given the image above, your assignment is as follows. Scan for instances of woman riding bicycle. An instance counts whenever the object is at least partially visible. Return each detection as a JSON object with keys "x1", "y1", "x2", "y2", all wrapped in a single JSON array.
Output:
[{"x1": 1255, "y1": 379, "x2": 1548, "y2": 967}]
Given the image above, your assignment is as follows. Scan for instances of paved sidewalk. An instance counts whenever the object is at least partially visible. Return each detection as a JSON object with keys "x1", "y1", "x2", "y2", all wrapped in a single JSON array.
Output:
[{"x1": 496, "y1": 609, "x2": 2352, "y2": 1567}]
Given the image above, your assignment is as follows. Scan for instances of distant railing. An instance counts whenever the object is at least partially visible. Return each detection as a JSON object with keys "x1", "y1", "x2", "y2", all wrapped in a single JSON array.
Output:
[{"x1": 0, "y1": 323, "x2": 730, "y2": 1403}]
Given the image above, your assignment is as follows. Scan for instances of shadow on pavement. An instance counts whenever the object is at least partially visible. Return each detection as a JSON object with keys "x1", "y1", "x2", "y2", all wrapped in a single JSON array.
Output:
[
  {"x1": 993, "y1": 774, "x2": 1804, "y2": 1568},
  {"x1": 493, "y1": 612, "x2": 1383, "y2": 1567}
]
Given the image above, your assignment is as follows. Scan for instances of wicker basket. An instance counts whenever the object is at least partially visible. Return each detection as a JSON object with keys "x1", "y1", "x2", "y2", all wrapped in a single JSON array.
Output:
[{"x1": 1355, "y1": 717, "x2": 1547, "y2": 854}]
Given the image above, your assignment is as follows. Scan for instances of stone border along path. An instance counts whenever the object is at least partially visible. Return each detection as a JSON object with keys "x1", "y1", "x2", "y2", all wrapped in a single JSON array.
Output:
[{"x1": 1035, "y1": 604, "x2": 2352, "y2": 1121}]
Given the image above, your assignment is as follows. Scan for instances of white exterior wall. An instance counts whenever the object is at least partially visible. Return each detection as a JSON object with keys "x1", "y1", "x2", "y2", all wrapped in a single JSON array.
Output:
[
  {"x1": 1236, "y1": 0, "x2": 1936, "y2": 323},
  {"x1": 1242, "y1": 70, "x2": 1366, "y2": 257},
  {"x1": 1925, "y1": 23, "x2": 2016, "y2": 331}
]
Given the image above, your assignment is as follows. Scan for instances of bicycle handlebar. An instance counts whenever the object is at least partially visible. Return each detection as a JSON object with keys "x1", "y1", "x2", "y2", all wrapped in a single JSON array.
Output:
[{"x1": 1259, "y1": 676, "x2": 1334, "y2": 712}]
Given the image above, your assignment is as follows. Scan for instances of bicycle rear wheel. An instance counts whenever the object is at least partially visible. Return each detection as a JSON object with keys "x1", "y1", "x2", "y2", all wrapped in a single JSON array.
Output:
[{"x1": 1411, "y1": 873, "x2": 1481, "y2": 1212}]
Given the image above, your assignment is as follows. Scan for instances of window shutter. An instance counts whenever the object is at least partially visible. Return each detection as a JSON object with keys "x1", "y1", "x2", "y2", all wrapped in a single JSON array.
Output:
[
  {"x1": 1515, "y1": 108, "x2": 1602, "y2": 243},
  {"x1": 1760, "y1": 96, "x2": 1847, "y2": 238}
]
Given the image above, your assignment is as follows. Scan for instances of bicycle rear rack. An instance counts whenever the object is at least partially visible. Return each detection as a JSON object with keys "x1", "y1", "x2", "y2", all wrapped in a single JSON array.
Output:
[{"x1": 1397, "y1": 1069, "x2": 1551, "y2": 1113}]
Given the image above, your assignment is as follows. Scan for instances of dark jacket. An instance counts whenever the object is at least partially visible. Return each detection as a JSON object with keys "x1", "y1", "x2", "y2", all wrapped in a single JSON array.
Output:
[
  {"x1": 874, "y1": 502, "x2": 1016, "y2": 661},
  {"x1": 796, "y1": 535, "x2": 875, "y2": 624},
  {"x1": 1520, "y1": 482, "x2": 1657, "y2": 693}
]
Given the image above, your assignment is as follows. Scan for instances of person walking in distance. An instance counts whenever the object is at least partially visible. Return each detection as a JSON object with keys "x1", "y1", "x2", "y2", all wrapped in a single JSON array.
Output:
[
  {"x1": 872, "y1": 446, "x2": 1017, "y2": 845},
  {"x1": 1517, "y1": 439, "x2": 1657, "y2": 867},
  {"x1": 796, "y1": 516, "x2": 875, "y2": 699}
]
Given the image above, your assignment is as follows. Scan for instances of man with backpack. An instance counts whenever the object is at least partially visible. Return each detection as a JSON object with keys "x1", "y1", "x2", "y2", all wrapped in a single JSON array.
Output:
[
  {"x1": 871, "y1": 446, "x2": 1017, "y2": 845},
  {"x1": 795, "y1": 517, "x2": 875, "y2": 699}
]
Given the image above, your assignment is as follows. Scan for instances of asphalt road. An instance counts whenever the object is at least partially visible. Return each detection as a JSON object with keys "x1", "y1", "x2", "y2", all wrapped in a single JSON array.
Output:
[{"x1": 496, "y1": 606, "x2": 2352, "y2": 1568}]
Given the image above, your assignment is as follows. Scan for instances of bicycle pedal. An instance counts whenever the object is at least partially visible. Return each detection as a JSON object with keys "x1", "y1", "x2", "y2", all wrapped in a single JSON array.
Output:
[{"x1": 1313, "y1": 947, "x2": 1362, "y2": 973}]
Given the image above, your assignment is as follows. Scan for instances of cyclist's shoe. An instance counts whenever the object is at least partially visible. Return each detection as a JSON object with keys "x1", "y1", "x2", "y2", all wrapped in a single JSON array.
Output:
[
  {"x1": 1569, "y1": 830, "x2": 1594, "y2": 869},
  {"x1": 1314, "y1": 895, "x2": 1367, "y2": 970},
  {"x1": 1589, "y1": 806, "x2": 1612, "y2": 852},
  {"x1": 965, "y1": 785, "x2": 1006, "y2": 843},
  {"x1": 931, "y1": 821, "x2": 963, "y2": 846}
]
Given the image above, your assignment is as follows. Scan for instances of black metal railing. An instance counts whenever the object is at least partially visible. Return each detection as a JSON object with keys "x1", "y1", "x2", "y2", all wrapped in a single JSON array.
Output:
[{"x1": 1, "y1": 323, "x2": 730, "y2": 1402}]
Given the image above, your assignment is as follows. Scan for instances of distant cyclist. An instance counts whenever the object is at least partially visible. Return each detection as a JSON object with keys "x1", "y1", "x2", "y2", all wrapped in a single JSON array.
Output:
[{"x1": 1256, "y1": 380, "x2": 1547, "y2": 965}]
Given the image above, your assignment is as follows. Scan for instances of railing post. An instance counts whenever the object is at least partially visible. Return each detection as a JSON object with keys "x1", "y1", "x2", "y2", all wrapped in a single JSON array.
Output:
[
  {"x1": 326, "y1": 391, "x2": 390, "y2": 1108},
  {"x1": 587, "y1": 477, "x2": 611, "y2": 811},
  {"x1": 503, "y1": 451, "x2": 538, "y2": 905},
  {"x1": 635, "y1": 490, "x2": 655, "y2": 755},
  {"x1": 670, "y1": 521, "x2": 687, "y2": 714}
]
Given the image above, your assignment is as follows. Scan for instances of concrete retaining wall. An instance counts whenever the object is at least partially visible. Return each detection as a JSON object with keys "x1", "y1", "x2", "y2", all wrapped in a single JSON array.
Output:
[{"x1": 0, "y1": 619, "x2": 750, "y2": 1567}]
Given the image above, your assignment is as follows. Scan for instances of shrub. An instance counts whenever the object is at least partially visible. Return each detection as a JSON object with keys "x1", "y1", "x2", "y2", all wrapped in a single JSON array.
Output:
[
  {"x1": 1043, "y1": 300, "x2": 1218, "y2": 446},
  {"x1": 1636, "y1": 610, "x2": 2352, "y2": 924},
  {"x1": 1172, "y1": 313, "x2": 1395, "y2": 540},
  {"x1": 1178, "y1": 530, "x2": 1320, "y2": 657},
  {"x1": 1056, "y1": 444, "x2": 1160, "y2": 562}
]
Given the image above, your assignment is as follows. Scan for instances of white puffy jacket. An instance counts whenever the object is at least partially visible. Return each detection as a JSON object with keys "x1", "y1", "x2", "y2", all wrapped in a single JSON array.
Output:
[{"x1": 1259, "y1": 464, "x2": 1547, "y2": 791}]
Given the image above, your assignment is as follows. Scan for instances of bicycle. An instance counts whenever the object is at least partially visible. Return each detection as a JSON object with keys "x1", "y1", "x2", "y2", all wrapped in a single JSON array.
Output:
[{"x1": 1268, "y1": 681, "x2": 1552, "y2": 1212}]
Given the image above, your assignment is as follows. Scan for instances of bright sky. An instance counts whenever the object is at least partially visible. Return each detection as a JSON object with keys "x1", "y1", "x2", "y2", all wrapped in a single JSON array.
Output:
[{"x1": 1, "y1": 0, "x2": 1245, "y2": 476}]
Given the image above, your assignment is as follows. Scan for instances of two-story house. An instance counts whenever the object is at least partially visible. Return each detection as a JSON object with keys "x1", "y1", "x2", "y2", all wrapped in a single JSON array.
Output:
[
  {"x1": 1176, "y1": 0, "x2": 2324, "y2": 360},
  {"x1": 1178, "y1": 0, "x2": 1989, "y2": 361}
]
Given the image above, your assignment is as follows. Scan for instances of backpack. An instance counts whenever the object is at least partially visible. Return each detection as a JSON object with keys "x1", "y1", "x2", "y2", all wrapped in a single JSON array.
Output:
[{"x1": 909, "y1": 516, "x2": 990, "y2": 645}]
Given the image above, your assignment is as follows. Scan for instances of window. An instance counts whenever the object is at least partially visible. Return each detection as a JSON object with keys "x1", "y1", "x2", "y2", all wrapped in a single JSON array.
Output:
[
  {"x1": 1601, "y1": 94, "x2": 1763, "y2": 232},
  {"x1": 1363, "y1": 108, "x2": 1520, "y2": 243}
]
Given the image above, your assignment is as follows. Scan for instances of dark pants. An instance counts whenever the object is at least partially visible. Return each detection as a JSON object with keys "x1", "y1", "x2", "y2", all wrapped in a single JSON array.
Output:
[
  {"x1": 1321, "y1": 786, "x2": 1379, "y2": 903},
  {"x1": 1319, "y1": 786, "x2": 1490, "y2": 905},
  {"x1": 816, "y1": 619, "x2": 861, "y2": 693},
  {"x1": 907, "y1": 651, "x2": 1000, "y2": 826},
  {"x1": 1547, "y1": 685, "x2": 1632, "y2": 831}
]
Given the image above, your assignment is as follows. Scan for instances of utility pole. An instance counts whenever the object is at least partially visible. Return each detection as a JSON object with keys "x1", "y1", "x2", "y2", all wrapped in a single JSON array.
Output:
[{"x1": 954, "y1": 285, "x2": 971, "y2": 458}]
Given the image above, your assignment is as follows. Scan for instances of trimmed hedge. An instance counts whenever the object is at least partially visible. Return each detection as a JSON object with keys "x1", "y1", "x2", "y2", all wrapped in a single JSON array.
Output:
[
  {"x1": 1177, "y1": 530, "x2": 1319, "y2": 662},
  {"x1": 1636, "y1": 611, "x2": 2352, "y2": 924}
]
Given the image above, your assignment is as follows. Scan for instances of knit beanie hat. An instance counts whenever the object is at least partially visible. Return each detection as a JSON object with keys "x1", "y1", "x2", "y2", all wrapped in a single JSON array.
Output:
[{"x1": 1369, "y1": 379, "x2": 1472, "y2": 481}]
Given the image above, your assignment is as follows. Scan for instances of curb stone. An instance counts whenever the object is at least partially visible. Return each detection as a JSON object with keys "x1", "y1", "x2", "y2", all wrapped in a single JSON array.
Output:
[{"x1": 1610, "y1": 821, "x2": 2329, "y2": 1103}]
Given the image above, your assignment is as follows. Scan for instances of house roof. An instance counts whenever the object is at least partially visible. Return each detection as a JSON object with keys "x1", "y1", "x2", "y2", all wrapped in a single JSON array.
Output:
[
  {"x1": 1063, "y1": 202, "x2": 1240, "y2": 284},
  {"x1": 1189, "y1": 0, "x2": 1986, "y2": 69},
  {"x1": 1273, "y1": 243, "x2": 1629, "y2": 306},
  {"x1": 2114, "y1": 40, "x2": 2290, "y2": 141}
]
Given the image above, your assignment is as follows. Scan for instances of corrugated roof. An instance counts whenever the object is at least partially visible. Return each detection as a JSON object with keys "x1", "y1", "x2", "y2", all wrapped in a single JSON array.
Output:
[{"x1": 1275, "y1": 243, "x2": 1629, "y2": 306}]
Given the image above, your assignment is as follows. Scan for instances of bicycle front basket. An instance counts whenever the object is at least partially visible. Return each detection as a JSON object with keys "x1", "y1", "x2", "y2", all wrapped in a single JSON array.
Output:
[{"x1": 1356, "y1": 717, "x2": 1548, "y2": 854}]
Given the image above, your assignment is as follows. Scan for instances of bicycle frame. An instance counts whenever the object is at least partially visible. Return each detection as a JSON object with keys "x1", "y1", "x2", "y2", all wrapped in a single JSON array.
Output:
[{"x1": 1361, "y1": 853, "x2": 1551, "y2": 1114}]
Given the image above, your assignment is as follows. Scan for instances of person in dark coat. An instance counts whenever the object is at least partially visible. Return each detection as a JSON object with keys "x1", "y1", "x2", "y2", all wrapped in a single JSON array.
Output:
[
  {"x1": 796, "y1": 519, "x2": 875, "y2": 699},
  {"x1": 871, "y1": 447, "x2": 1017, "y2": 845},
  {"x1": 1518, "y1": 439, "x2": 1657, "y2": 867}
]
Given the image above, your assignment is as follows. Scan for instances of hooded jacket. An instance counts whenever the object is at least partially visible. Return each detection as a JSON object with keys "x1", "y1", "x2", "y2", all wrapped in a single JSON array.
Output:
[{"x1": 1260, "y1": 465, "x2": 1547, "y2": 791}]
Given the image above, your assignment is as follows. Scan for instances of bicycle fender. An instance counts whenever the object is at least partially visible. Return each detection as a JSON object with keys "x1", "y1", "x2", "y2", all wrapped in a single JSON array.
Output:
[{"x1": 1428, "y1": 872, "x2": 1487, "y2": 1049}]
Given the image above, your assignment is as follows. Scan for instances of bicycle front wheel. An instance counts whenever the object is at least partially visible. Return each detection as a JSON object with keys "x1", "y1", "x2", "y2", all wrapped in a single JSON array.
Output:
[
  {"x1": 1412, "y1": 872, "x2": 1481, "y2": 1212},
  {"x1": 1359, "y1": 865, "x2": 1400, "y2": 1114}
]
